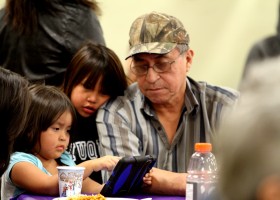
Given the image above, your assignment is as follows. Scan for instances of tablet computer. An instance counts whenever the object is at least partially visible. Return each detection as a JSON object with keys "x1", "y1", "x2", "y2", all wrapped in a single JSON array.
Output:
[{"x1": 100, "y1": 155, "x2": 156, "y2": 197}]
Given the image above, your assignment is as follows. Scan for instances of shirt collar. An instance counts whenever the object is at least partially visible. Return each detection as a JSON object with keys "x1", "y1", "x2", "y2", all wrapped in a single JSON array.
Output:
[{"x1": 185, "y1": 78, "x2": 199, "y2": 116}]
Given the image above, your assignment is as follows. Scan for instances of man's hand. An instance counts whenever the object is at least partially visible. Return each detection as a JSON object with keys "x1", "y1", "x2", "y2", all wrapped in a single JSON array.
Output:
[{"x1": 142, "y1": 167, "x2": 187, "y2": 196}]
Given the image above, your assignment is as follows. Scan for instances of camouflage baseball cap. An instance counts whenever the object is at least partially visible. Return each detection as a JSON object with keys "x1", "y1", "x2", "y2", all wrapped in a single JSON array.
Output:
[{"x1": 126, "y1": 11, "x2": 189, "y2": 59}]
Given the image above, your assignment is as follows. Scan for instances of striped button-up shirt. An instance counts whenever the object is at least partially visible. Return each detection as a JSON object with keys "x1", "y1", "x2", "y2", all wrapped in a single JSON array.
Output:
[{"x1": 96, "y1": 77, "x2": 239, "y2": 180}]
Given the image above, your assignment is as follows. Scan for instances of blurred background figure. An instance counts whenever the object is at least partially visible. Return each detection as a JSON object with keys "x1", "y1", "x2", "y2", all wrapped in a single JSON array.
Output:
[
  {"x1": 241, "y1": 1, "x2": 280, "y2": 83},
  {"x1": 0, "y1": 0, "x2": 105, "y2": 86},
  {"x1": 0, "y1": 68, "x2": 30, "y2": 176},
  {"x1": 216, "y1": 57, "x2": 280, "y2": 200}
]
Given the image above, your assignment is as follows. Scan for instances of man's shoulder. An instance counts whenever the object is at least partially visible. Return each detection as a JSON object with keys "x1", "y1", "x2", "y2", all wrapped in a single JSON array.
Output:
[
  {"x1": 102, "y1": 83, "x2": 142, "y2": 110},
  {"x1": 194, "y1": 80, "x2": 239, "y2": 104},
  {"x1": 206, "y1": 83, "x2": 239, "y2": 98}
]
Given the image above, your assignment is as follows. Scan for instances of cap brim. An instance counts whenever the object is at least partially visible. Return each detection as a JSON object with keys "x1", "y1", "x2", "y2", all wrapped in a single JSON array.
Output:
[{"x1": 125, "y1": 42, "x2": 177, "y2": 60}]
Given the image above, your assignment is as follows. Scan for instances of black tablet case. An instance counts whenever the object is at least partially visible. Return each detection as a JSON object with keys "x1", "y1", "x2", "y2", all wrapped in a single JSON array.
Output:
[{"x1": 100, "y1": 155, "x2": 156, "y2": 197}]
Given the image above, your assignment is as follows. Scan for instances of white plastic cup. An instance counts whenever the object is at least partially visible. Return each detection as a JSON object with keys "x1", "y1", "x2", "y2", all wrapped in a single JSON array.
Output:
[{"x1": 57, "y1": 166, "x2": 85, "y2": 197}]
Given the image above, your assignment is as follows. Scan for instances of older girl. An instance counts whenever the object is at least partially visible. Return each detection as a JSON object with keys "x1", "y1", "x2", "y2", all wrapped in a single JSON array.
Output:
[{"x1": 62, "y1": 42, "x2": 128, "y2": 184}]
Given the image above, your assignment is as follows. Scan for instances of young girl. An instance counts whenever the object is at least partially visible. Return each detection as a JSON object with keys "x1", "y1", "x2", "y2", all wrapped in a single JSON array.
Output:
[
  {"x1": 62, "y1": 42, "x2": 128, "y2": 183},
  {"x1": 1, "y1": 84, "x2": 119, "y2": 199}
]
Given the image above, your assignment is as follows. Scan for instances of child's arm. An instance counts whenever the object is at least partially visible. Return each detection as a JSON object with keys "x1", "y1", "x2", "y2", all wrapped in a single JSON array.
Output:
[
  {"x1": 77, "y1": 155, "x2": 120, "y2": 179},
  {"x1": 81, "y1": 177, "x2": 104, "y2": 194},
  {"x1": 77, "y1": 155, "x2": 120, "y2": 194},
  {"x1": 11, "y1": 161, "x2": 59, "y2": 195}
]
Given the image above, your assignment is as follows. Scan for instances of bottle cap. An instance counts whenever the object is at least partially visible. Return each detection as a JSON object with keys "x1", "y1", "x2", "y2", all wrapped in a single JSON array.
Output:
[{"x1": 195, "y1": 143, "x2": 212, "y2": 152}]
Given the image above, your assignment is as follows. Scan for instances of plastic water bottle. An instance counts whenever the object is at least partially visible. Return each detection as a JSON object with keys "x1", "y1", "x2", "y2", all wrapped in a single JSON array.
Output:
[{"x1": 186, "y1": 143, "x2": 218, "y2": 200}]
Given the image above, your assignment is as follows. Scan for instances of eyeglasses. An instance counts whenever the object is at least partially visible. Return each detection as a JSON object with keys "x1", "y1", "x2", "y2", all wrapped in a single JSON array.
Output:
[{"x1": 130, "y1": 53, "x2": 182, "y2": 76}]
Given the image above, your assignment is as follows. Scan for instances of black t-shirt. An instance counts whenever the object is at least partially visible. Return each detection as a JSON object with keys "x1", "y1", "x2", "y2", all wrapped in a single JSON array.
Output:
[{"x1": 68, "y1": 113, "x2": 102, "y2": 183}]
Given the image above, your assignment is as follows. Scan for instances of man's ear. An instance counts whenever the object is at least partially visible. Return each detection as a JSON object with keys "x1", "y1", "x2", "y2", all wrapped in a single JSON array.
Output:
[{"x1": 186, "y1": 49, "x2": 194, "y2": 73}]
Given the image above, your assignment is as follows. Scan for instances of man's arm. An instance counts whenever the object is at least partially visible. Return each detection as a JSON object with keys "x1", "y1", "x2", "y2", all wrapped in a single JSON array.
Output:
[{"x1": 96, "y1": 99, "x2": 142, "y2": 180}]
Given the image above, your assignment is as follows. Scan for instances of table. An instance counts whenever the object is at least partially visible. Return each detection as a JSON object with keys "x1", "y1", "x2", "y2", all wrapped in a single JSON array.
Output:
[{"x1": 14, "y1": 194, "x2": 185, "y2": 200}]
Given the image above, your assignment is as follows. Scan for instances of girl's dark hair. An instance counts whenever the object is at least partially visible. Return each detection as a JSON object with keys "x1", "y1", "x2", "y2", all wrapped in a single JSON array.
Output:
[
  {"x1": 62, "y1": 42, "x2": 128, "y2": 99},
  {"x1": 4, "y1": 0, "x2": 101, "y2": 35},
  {"x1": 0, "y1": 68, "x2": 31, "y2": 176},
  {"x1": 14, "y1": 84, "x2": 76, "y2": 153}
]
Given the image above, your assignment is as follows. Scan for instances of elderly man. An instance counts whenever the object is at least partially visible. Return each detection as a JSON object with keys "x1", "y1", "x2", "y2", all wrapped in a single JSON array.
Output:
[{"x1": 97, "y1": 11, "x2": 239, "y2": 195}]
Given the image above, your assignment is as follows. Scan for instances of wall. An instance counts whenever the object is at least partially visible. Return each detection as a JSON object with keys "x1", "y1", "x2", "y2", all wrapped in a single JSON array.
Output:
[{"x1": 0, "y1": 0, "x2": 278, "y2": 89}]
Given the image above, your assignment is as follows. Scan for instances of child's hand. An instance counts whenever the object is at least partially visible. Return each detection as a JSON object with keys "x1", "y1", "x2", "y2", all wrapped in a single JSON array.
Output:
[{"x1": 92, "y1": 155, "x2": 120, "y2": 172}]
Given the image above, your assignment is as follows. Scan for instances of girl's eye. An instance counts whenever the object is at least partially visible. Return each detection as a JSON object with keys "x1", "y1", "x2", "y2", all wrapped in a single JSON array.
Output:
[
  {"x1": 83, "y1": 85, "x2": 90, "y2": 90},
  {"x1": 99, "y1": 91, "x2": 108, "y2": 96},
  {"x1": 82, "y1": 83, "x2": 92, "y2": 90},
  {"x1": 52, "y1": 127, "x2": 60, "y2": 131}
]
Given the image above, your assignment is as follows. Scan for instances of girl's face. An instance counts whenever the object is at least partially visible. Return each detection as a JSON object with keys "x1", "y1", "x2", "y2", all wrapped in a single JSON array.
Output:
[
  {"x1": 35, "y1": 111, "x2": 72, "y2": 160},
  {"x1": 70, "y1": 77, "x2": 110, "y2": 118}
]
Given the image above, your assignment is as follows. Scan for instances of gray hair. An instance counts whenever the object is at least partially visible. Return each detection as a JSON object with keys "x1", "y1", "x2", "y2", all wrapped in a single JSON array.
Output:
[{"x1": 176, "y1": 44, "x2": 189, "y2": 54}]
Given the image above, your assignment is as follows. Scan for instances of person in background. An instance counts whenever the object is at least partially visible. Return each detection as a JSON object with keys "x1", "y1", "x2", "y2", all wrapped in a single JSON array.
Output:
[
  {"x1": 97, "y1": 11, "x2": 239, "y2": 195},
  {"x1": 1, "y1": 84, "x2": 119, "y2": 199},
  {"x1": 62, "y1": 42, "x2": 128, "y2": 184},
  {"x1": 0, "y1": 0, "x2": 105, "y2": 86},
  {"x1": 241, "y1": 1, "x2": 280, "y2": 83},
  {"x1": 217, "y1": 57, "x2": 280, "y2": 200},
  {"x1": 0, "y1": 68, "x2": 31, "y2": 176}
]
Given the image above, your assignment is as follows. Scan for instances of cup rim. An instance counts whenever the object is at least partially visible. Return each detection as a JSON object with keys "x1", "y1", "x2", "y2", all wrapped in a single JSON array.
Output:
[{"x1": 57, "y1": 166, "x2": 85, "y2": 170}]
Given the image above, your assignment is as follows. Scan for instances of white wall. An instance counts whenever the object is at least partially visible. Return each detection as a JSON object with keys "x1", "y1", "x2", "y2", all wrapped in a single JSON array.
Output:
[{"x1": 1, "y1": 0, "x2": 278, "y2": 89}]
